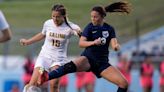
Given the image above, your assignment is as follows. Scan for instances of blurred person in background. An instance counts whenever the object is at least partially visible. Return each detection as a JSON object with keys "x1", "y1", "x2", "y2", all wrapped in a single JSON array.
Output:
[
  {"x1": 76, "y1": 72, "x2": 85, "y2": 92},
  {"x1": 159, "y1": 61, "x2": 164, "y2": 92},
  {"x1": 0, "y1": 10, "x2": 12, "y2": 43},
  {"x1": 83, "y1": 72, "x2": 95, "y2": 92},
  {"x1": 20, "y1": 4, "x2": 81, "y2": 92},
  {"x1": 117, "y1": 55, "x2": 132, "y2": 87},
  {"x1": 38, "y1": 1, "x2": 131, "y2": 92},
  {"x1": 140, "y1": 56, "x2": 154, "y2": 92},
  {"x1": 22, "y1": 54, "x2": 34, "y2": 85},
  {"x1": 76, "y1": 72, "x2": 95, "y2": 92},
  {"x1": 10, "y1": 84, "x2": 20, "y2": 92},
  {"x1": 59, "y1": 75, "x2": 68, "y2": 92}
]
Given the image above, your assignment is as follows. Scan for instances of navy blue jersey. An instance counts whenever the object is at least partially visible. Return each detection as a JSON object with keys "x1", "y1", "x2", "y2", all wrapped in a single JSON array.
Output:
[{"x1": 81, "y1": 22, "x2": 116, "y2": 60}]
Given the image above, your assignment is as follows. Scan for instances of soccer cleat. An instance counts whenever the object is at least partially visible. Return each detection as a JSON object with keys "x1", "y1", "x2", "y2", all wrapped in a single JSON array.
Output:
[{"x1": 37, "y1": 67, "x2": 49, "y2": 85}]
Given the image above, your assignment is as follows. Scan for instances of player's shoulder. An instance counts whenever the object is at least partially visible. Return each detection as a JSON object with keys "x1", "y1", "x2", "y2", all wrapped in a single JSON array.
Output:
[
  {"x1": 104, "y1": 23, "x2": 114, "y2": 31},
  {"x1": 68, "y1": 21, "x2": 81, "y2": 29},
  {"x1": 84, "y1": 22, "x2": 93, "y2": 29},
  {"x1": 43, "y1": 19, "x2": 53, "y2": 25},
  {"x1": 104, "y1": 23, "x2": 113, "y2": 28},
  {"x1": 68, "y1": 21, "x2": 79, "y2": 27}
]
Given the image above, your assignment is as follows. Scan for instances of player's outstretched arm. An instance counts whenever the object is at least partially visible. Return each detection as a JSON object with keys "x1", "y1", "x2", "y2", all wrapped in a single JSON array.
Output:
[{"x1": 20, "y1": 32, "x2": 45, "y2": 46}]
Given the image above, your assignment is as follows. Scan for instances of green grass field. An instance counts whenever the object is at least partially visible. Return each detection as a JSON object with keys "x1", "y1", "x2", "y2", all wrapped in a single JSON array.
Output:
[{"x1": 0, "y1": 0, "x2": 164, "y2": 56}]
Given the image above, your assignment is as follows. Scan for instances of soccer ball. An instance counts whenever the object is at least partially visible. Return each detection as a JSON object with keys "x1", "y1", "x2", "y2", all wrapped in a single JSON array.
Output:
[
  {"x1": 27, "y1": 86, "x2": 41, "y2": 92},
  {"x1": 23, "y1": 85, "x2": 41, "y2": 92}
]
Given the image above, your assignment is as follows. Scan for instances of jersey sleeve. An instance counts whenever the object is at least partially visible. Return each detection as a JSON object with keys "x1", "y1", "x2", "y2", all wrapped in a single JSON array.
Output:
[
  {"x1": 82, "y1": 24, "x2": 90, "y2": 38},
  {"x1": 0, "y1": 11, "x2": 9, "y2": 31},
  {"x1": 69, "y1": 22, "x2": 81, "y2": 36},
  {"x1": 109, "y1": 26, "x2": 116, "y2": 39},
  {"x1": 70, "y1": 23, "x2": 81, "y2": 36},
  {"x1": 41, "y1": 21, "x2": 48, "y2": 35}
]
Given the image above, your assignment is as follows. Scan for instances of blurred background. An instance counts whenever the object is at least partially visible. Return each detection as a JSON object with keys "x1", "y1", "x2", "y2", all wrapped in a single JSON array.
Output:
[{"x1": 0, "y1": 0, "x2": 164, "y2": 92}]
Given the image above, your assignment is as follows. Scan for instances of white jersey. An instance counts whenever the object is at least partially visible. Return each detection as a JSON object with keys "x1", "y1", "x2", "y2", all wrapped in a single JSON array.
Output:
[
  {"x1": 39, "y1": 19, "x2": 80, "y2": 61},
  {"x1": 0, "y1": 11, "x2": 9, "y2": 31}
]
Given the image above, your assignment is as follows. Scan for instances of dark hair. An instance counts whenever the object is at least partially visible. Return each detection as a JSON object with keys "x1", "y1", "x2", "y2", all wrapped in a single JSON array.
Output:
[
  {"x1": 52, "y1": 4, "x2": 73, "y2": 29},
  {"x1": 92, "y1": 1, "x2": 131, "y2": 17}
]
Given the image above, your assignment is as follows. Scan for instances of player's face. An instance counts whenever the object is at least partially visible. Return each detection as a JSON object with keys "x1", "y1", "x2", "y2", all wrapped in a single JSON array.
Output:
[
  {"x1": 52, "y1": 11, "x2": 64, "y2": 26},
  {"x1": 91, "y1": 11, "x2": 103, "y2": 25}
]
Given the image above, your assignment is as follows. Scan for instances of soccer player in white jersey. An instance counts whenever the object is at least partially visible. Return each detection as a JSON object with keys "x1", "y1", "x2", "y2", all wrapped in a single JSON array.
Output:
[
  {"x1": 20, "y1": 4, "x2": 81, "y2": 92},
  {"x1": 0, "y1": 10, "x2": 12, "y2": 43}
]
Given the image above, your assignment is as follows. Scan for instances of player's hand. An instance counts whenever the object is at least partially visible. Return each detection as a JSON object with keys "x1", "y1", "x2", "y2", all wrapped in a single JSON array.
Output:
[
  {"x1": 74, "y1": 29, "x2": 82, "y2": 37},
  {"x1": 114, "y1": 44, "x2": 120, "y2": 51},
  {"x1": 20, "y1": 39, "x2": 29, "y2": 46},
  {"x1": 93, "y1": 37, "x2": 101, "y2": 45}
]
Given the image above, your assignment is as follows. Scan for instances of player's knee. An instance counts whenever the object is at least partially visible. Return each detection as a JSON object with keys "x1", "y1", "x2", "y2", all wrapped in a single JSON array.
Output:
[{"x1": 63, "y1": 61, "x2": 77, "y2": 73}]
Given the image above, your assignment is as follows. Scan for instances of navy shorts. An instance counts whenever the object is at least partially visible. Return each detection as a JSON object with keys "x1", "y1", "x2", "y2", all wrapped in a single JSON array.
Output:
[{"x1": 81, "y1": 55, "x2": 112, "y2": 78}]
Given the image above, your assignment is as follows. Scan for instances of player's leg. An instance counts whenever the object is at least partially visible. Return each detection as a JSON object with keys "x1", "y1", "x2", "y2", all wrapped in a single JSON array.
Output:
[
  {"x1": 38, "y1": 56, "x2": 90, "y2": 85},
  {"x1": 24, "y1": 68, "x2": 41, "y2": 92},
  {"x1": 23, "y1": 67, "x2": 40, "y2": 92},
  {"x1": 73, "y1": 56, "x2": 90, "y2": 72},
  {"x1": 49, "y1": 65, "x2": 60, "y2": 92},
  {"x1": 48, "y1": 56, "x2": 90, "y2": 79},
  {"x1": 100, "y1": 66, "x2": 128, "y2": 92},
  {"x1": 29, "y1": 67, "x2": 41, "y2": 86},
  {"x1": 25, "y1": 56, "x2": 51, "y2": 91}
]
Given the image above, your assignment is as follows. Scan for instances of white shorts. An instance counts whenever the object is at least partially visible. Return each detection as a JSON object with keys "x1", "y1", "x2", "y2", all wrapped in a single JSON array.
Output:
[{"x1": 34, "y1": 56, "x2": 69, "y2": 71}]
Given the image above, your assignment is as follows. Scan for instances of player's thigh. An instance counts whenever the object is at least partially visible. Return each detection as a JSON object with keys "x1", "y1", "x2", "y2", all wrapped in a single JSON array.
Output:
[
  {"x1": 100, "y1": 66, "x2": 128, "y2": 87},
  {"x1": 73, "y1": 56, "x2": 90, "y2": 72},
  {"x1": 29, "y1": 67, "x2": 40, "y2": 85}
]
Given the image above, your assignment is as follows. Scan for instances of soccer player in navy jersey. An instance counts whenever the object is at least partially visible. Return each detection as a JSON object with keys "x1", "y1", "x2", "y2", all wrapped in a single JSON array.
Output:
[{"x1": 38, "y1": 1, "x2": 131, "y2": 92}]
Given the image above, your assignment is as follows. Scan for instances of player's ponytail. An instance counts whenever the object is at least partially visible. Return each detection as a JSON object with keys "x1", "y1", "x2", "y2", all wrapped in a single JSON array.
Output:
[
  {"x1": 64, "y1": 16, "x2": 73, "y2": 30},
  {"x1": 92, "y1": 1, "x2": 131, "y2": 18},
  {"x1": 105, "y1": 1, "x2": 131, "y2": 14}
]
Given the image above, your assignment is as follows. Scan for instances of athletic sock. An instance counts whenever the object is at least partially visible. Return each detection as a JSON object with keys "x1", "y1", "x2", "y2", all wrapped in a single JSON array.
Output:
[
  {"x1": 48, "y1": 61, "x2": 76, "y2": 80},
  {"x1": 117, "y1": 87, "x2": 127, "y2": 92}
]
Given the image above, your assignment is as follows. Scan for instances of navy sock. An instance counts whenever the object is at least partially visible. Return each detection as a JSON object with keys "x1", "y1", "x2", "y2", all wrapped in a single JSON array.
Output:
[
  {"x1": 48, "y1": 61, "x2": 76, "y2": 80},
  {"x1": 117, "y1": 87, "x2": 127, "y2": 92}
]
